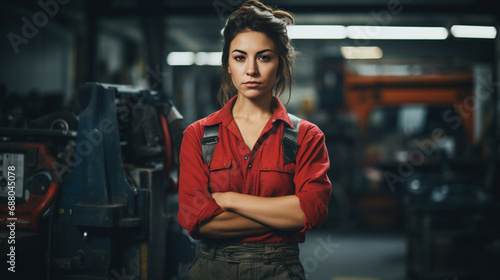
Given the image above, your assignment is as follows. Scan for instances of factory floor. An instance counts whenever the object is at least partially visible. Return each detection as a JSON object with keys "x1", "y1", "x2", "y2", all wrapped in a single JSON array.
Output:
[{"x1": 298, "y1": 226, "x2": 406, "y2": 280}]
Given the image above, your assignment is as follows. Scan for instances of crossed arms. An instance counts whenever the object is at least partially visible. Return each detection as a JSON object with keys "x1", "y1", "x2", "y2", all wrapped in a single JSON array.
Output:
[{"x1": 198, "y1": 192, "x2": 305, "y2": 239}]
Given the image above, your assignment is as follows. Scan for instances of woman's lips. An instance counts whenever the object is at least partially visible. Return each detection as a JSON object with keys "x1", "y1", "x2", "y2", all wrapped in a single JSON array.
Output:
[{"x1": 244, "y1": 82, "x2": 262, "y2": 88}]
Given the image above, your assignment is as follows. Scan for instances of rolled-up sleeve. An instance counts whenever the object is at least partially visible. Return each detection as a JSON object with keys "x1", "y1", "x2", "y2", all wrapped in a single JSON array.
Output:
[
  {"x1": 177, "y1": 123, "x2": 224, "y2": 239},
  {"x1": 294, "y1": 123, "x2": 332, "y2": 232}
]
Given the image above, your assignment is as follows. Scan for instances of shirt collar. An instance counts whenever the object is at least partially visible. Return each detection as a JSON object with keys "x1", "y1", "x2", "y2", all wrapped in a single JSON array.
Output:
[
  {"x1": 201, "y1": 96, "x2": 236, "y2": 127},
  {"x1": 202, "y1": 95, "x2": 293, "y2": 128},
  {"x1": 272, "y1": 96, "x2": 294, "y2": 128}
]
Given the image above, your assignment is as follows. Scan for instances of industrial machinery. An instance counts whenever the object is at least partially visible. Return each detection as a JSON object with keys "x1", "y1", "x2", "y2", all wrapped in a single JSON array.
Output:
[
  {"x1": 0, "y1": 109, "x2": 78, "y2": 279},
  {"x1": 343, "y1": 68, "x2": 500, "y2": 279},
  {"x1": 0, "y1": 83, "x2": 192, "y2": 279}
]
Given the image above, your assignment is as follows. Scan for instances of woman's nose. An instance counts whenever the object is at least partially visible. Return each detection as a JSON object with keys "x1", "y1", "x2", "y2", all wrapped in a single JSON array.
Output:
[{"x1": 245, "y1": 60, "x2": 258, "y2": 76}]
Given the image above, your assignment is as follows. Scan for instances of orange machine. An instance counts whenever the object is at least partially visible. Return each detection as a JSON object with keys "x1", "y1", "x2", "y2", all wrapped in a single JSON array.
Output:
[
  {"x1": 344, "y1": 68, "x2": 474, "y2": 143},
  {"x1": 342, "y1": 67, "x2": 476, "y2": 227}
]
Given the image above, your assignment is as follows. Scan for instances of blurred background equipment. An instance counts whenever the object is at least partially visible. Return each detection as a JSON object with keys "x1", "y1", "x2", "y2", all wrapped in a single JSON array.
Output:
[
  {"x1": 0, "y1": 83, "x2": 191, "y2": 279},
  {"x1": 50, "y1": 83, "x2": 189, "y2": 280},
  {"x1": 0, "y1": 109, "x2": 78, "y2": 279}
]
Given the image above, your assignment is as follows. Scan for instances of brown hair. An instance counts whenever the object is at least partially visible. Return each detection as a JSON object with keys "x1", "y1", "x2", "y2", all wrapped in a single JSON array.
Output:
[{"x1": 218, "y1": 0, "x2": 295, "y2": 106}]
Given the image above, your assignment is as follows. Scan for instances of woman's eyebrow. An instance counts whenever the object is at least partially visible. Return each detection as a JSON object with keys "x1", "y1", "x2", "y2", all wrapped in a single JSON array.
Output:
[
  {"x1": 231, "y1": 49, "x2": 274, "y2": 54},
  {"x1": 257, "y1": 49, "x2": 274, "y2": 55}
]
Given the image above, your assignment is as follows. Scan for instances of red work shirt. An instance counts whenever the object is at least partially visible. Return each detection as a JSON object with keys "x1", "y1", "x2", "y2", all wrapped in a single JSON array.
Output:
[{"x1": 177, "y1": 96, "x2": 331, "y2": 243}]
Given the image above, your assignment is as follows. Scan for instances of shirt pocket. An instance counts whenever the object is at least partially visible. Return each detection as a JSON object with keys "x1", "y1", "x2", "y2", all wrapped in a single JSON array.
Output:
[
  {"x1": 208, "y1": 158, "x2": 232, "y2": 193},
  {"x1": 258, "y1": 165, "x2": 295, "y2": 197}
]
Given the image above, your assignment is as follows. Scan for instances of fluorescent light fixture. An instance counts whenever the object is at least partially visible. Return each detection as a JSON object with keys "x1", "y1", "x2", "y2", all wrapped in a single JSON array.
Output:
[
  {"x1": 347, "y1": 26, "x2": 448, "y2": 40},
  {"x1": 167, "y1": 52, "x2": 195, "y2": 66},
  {"x1": 195, "y1": 52, "x2": 222, "y2": 66},
  {"x1": 167, "y1": 52, "x2": 222, "y2": 66},
  {"x1": 354, "y1": 64, "x2": 423, "y2": 76},
  {"x1": 451, "y1": 25, "x2": 497, "y2": 39},
  {"x1": 341, "y1": 46, "x2": 383, "y2": 59},
  {"x1": 287, "y1": 25, "x2": 347, "y2": 39}
]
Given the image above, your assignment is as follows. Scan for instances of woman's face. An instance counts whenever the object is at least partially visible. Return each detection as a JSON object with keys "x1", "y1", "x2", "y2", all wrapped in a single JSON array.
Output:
[{"x1": 228, "y1": 30, "x2": 279, "y2": 101}]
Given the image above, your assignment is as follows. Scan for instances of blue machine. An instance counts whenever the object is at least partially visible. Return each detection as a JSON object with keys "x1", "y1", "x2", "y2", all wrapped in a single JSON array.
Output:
[{"x1": 49, "y1": 83, "x2": 191, "y2": 279}]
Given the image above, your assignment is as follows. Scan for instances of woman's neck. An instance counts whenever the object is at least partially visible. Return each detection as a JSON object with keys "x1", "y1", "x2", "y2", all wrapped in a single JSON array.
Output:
[{"x1": 232, "y1": 93, "x2": 274, "y2": 122}]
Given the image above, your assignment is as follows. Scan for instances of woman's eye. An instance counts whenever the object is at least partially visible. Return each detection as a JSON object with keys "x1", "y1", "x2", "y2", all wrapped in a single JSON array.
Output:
[
  {"x1": 259, "y1": 55, "x2": 271, "y2": 61},
  {"x1": 234, "y1": 56, "x2": 245, "y2": 61}
]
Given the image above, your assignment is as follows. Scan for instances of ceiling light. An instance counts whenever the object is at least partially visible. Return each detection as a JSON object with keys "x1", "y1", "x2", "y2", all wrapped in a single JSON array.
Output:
[
  {"x1": 451, "y1": 25, "x2": 497, "y2": 39},
  {"x1": 353, "y1": 64, "x2": 423, "y2": 76},
  {"x1": 195, "y1": 52, "x2": 222, "y2": 66},
  {"x1": 287, "y1": 25, "x2": 347, "y2": 39},
  {"x1": 167, "y1": 52, "x2": 195, "y2": 66},
  {"x1": 347, "y1": 26, "x2": 448, "y2": 40},
  {"x1": 167, "y1": 52, "x2": 222, "y2": 66},
  {"x1": 341, "y1": 46, "x2": 383, "y2": 59}
]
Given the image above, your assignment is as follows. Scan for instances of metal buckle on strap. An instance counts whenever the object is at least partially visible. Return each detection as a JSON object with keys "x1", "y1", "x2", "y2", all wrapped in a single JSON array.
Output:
[{"x1": 201, "y1": 136, "x2": 219, "y2": 145}]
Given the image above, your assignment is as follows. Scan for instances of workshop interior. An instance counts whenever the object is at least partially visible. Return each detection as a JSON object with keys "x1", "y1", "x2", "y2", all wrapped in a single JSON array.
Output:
[{"x1": 1, "y1": 0, "x2": 499, "y2": 279}]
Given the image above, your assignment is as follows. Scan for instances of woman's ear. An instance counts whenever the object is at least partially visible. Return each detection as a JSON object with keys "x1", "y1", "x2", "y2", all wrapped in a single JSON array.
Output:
[{"x1": 227, "y1": 65, "x2": 232, "y2": 74}]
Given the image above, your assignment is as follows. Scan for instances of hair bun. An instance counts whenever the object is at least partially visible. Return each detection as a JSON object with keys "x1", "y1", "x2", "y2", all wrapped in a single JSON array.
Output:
[
  {"x1": 242, "y1": 0, "x2": 272, "y2": 12},
  {"x1": 272, "y1": 10, "x2": 294, "y2": 25},
  {"x1": 242, "y1": 0, "x2": 294, "y2": 25}
]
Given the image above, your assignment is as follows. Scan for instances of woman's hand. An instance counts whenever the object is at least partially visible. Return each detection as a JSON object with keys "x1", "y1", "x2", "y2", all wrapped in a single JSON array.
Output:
[{"x1": 212, "y1": 192, "x2": 236, "y2": 211}]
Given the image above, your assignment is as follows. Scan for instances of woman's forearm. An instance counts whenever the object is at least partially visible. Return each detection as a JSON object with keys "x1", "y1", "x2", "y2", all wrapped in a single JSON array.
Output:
[
  {"x1": 198, "y1": 211, "x2": 273, "y2": 239},
  {"x1": 213, "y1": 193, "x2": 305, "y2": 231}
]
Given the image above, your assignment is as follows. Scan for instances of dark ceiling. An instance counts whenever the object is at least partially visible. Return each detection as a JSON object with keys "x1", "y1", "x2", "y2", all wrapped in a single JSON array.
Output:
[{"x1": 2, "y1": 0, "x2": 499, "y2": 63}]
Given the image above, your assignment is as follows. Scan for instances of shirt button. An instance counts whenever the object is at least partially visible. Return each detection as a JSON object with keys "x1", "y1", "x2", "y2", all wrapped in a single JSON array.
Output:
[
  {"x1": 244, "y1": 156, "x2": 248, "y2": 160},
  {"x1": 248, "y1": 164, "x2": 252, "y2": 168}
]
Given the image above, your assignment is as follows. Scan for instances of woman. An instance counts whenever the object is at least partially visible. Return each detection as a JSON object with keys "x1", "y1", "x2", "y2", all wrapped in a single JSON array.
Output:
[{"x1": 177, "y1": 1, "x2": 331, "y2": 279}]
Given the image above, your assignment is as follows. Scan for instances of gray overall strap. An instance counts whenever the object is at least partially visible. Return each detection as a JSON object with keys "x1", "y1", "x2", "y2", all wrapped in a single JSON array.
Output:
[
  {"x1": 201, "y1": 124, "x2": 219, "y2": 165},
  {"x1": 282, "y1": 113, "x2": 301, "y2": 164}
]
